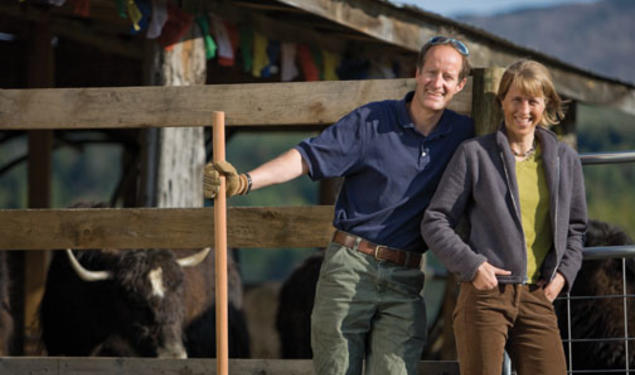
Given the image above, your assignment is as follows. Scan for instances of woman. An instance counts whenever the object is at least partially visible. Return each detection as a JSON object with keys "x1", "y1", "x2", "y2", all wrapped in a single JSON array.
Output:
[{"x1": 421, "y1": 59, "x2": 587, "y2": 375}]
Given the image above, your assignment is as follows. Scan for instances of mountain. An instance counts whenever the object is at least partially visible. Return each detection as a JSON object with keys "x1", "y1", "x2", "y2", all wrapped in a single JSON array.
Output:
[{"x1": 459, "y1": 0, "x2": 635, "y2": 84}]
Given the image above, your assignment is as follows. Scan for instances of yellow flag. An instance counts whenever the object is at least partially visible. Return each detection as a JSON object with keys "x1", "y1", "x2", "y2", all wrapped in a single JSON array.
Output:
[
  {"x1": 252, "y1": 32, "x2": 268, "y2": 78},
  {"x1": 127, "y1": 0, "x2": 143, "y2": 31},
  {"x1": 322, "y1": 49, "x2": 340, "y2": 81}
]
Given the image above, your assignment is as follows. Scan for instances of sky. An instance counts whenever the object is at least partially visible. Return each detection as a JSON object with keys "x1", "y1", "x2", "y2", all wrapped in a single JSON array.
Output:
[{"x1": 391, "y1": 0, "x2": 599, "y2": 17}]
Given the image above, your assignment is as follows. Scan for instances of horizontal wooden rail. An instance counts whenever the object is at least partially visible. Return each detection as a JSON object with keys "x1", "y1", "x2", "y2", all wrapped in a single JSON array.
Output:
[
  {"x1": 0, "y1": 357, "x2": 459, "y2": 374},
  {"x1": 0, "y1": 78, "x2": 472, "y2": 130},
  {"x1": 0, "y1": 206, "x2": 335, "y2": 250}
]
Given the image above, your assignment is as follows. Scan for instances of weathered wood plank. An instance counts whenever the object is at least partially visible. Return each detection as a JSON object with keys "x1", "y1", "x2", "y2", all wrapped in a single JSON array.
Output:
[
  {"x1": 0, "y1": 79, "x2": 472, "y2": 130},
  {"x1": 0, "y1": 207, "x2": 336, "y2": 250},
  {"x1": 0, "y1": 357, "x2": 459, "y2": 375}
]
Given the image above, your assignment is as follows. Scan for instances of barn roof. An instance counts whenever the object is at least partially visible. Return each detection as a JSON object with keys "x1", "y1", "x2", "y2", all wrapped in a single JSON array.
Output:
[{"x1": 273, "y1": 0, "x2": 635, "y2": 113}]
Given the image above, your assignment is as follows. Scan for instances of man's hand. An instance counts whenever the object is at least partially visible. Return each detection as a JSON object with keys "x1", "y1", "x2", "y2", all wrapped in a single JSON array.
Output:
[
  {"x1": 203, "y1": 160, "x2": 247, "y2": 198},
  {"x1": 472, "y1": 261, "x2": 512, "y2": 290},
  {"x1": 543, "y1": 272, "x2": 566, "y2": 302}
]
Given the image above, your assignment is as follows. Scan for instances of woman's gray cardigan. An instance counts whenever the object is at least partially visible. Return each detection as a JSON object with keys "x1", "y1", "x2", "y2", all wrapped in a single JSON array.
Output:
[{"x1": 421, "y1": 126, "x2": 587, "y2": 291}]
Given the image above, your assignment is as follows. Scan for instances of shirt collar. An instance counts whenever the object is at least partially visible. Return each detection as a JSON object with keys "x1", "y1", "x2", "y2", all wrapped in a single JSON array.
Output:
[
  {"x1": 397, "y1": 91, "x2": 416, "y2": 129},
  {"x1": 399, "y1": 91, "x2": 452, "y2": 137}
]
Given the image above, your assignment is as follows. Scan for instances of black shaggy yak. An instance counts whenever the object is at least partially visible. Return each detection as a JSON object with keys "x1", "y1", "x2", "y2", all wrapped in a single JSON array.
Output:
[
  {"x1": 40, "y1": 203, "x2": 250, "y2": 358},
  {"x1": 275, "y1": 251, "x2": 323, "y2": 358},
  {"x1": 41, "y1": 247, "x2": 250, "y2": 358},
  {"x1": 41, "y1": 248, "x2": 190, "y2": 357},
  {"x1": 555, "y1": 219, "x2": 635, "y2": 373}
]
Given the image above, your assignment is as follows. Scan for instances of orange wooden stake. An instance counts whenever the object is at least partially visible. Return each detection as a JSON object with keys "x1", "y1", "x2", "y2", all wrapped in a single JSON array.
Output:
[{"x1": 213, "y1": 111, "x2": 228, "y2": 375}]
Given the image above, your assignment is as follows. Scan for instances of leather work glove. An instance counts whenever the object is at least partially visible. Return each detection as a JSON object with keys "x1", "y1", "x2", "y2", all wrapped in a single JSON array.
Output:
[{"x1": 203, "y1": 160, "x2": 249, "y2": 198}]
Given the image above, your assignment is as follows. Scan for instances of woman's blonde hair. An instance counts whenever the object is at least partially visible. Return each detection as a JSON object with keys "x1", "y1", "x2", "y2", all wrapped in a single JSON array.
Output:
[{"x1": 496, "y1": 60, "x2": 564, "y2": 126}]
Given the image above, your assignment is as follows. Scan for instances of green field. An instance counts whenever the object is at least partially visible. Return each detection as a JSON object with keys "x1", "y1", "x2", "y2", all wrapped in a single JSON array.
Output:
[{"x1": 577, "y1": 104, "x2": 635, "y2": 238}]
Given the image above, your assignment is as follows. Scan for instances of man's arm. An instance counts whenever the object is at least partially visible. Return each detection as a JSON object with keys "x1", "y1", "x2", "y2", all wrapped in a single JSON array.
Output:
[
  {"x1": 203, "y1": 148, "x2": 309, "y2": 199},
  {"x1": 249, "y1": 148, "x2": 309, "y2": 191}
]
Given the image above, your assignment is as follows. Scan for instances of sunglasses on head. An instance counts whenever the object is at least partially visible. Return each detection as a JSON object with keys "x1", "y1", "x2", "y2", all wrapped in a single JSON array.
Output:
[{"x1": 427, "y1": 36, "x2": 470, "y2": 56}]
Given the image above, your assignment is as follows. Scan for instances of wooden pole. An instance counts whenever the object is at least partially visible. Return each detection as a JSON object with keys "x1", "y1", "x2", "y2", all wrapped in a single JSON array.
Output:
[
  {"x1": 213, "y1": 111, "x2": 228, "y2": 375},
  {"x1": 25, "y1": 15, "x2": 55, "y2": 355},
  {"x1": 471, "y1": 67, "x2": 505, "y2": 136}
]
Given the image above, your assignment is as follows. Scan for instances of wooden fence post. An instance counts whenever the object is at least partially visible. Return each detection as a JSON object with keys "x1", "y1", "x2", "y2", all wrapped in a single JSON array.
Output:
[
  {"x1": 213, "y1": 112, "x2": 229, "y2": 375},
  {"x1": 471, "y1": 67, "x2": 505, "y2": 135},
  {"x1": 24, "y1": 16, "x2": 55, "y2": 355}
]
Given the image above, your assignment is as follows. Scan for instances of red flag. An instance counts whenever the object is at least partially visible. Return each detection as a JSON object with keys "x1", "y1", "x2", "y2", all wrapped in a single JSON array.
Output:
[
  {"x1": 298, "y1": 44, "x2": 319, "y2": 81},
  {"x1": 157, "y1": 2, "x2": 193, "y2": 49}
]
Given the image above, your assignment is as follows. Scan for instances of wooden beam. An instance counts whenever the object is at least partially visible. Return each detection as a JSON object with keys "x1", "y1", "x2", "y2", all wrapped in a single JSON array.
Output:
[
  {"x1": 274, "y1": 0, "x2": 425, "y2": 52},
  {"x1": 0, "y1": 78, "x2": 472, "y2": 130},
  {"x1": 0, "y1": 357, "x2": 460, "y2": 375},
  {"x1": 0, "y1": 4, "x2": 142, "y2": 60},
  {"x1": 49, "y1": 18, "x2": 143, "y2": 60},
  {"x1": 0, "y1": 206, "x2": 336, "y2": 250},
  {"x1": 471, "y1": 67, "x2": 504, "y2": 136},
  {"x1": 232, "y1": 1, "x2": 306, "y2": 13},
  {"x1": 216, "y1": 0, "x2": 408, "y2": 57},
  {"x1": 0, "y1": 1, "x2": 131, "y2": 30},
  {"x1": 246, "y1": 10, "x2": 348, "y2": 53},
  {"x1": 25, "y1": 16, "x2": 54, "y2": 355},
  {"x1": 274, "y1": 0, "x2": 635, "y2": 115},
  {"x1": 25, "y1": 130, "x2": 51, "y2": 352}
]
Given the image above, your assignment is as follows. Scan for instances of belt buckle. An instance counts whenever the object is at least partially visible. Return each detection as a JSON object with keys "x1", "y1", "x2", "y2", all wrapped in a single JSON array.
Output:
[{"x1": 374, "y1": 245, "x2": 386, "y2": 261}]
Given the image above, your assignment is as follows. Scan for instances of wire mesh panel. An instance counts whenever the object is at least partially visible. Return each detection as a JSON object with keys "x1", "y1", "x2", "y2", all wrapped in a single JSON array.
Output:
[
  {"x1": 556, "y1": 250, "x2": 634, "y2": 374},
  {"x1": 556, "y1": 152, "x2": 635, "y2": 374}
]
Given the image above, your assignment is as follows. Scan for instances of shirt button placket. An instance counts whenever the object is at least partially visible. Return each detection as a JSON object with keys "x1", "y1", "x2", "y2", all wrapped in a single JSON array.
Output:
[{"x1": 420, "y1": 143, "x2": 430, "y2": 167}]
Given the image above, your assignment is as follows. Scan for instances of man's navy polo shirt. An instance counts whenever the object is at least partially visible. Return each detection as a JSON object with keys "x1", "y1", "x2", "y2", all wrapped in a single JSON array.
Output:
[{"x1": 295, "y1": 91, "x2": 474, "y2": 253}]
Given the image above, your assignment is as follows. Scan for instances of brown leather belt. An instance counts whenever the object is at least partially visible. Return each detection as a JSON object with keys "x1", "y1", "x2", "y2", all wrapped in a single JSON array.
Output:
[{"x1": 332, "y1": 230, "x2": 421, "y2": 269}]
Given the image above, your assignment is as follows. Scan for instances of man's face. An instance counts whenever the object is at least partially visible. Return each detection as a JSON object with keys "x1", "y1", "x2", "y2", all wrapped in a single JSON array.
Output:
[{"x1": 414, "y1": 45, "x2": 466, "y2": 113}]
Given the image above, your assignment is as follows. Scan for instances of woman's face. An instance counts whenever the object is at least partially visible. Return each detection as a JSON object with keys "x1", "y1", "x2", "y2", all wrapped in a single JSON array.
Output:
[{"x1": 501, "y1": 84, "x2": 546, "y2": 140}]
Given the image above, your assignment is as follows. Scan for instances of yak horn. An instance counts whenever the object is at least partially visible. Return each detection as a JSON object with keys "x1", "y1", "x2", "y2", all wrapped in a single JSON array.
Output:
[
  {"x1": 177, "y1": 247, "x2": 211, "y2": 268},
  {"x1": 66, "y1": 249, "x2": 113, "y2": 282}
]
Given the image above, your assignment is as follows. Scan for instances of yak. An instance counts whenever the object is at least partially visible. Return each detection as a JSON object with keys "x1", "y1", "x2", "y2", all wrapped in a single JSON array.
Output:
[
  {"x1": 41, "y1": 247, "x2": 196, "y2": 357},
  {"x1": 275, "y1": 251, "x2": 323, "y2": 358},
  {"x1": 40, "y1": 246, "x2": 250, "y2": 358},
  {"x1": 40, "y1": 204, "x2": 249, "y2": 358},
  {"x1": 555, "y1": 219, "x2": 635, "y2": 373}
]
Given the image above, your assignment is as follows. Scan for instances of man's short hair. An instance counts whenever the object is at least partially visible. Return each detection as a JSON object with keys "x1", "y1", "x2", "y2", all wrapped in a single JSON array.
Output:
[{"x1": 417, "y1": 36, "x2": 471, "y2": 80}]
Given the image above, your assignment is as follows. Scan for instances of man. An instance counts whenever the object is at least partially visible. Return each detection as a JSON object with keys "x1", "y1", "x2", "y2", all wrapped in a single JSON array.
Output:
[{"x1": 204, "y1": 36, "x2": 473, "y2": 375}]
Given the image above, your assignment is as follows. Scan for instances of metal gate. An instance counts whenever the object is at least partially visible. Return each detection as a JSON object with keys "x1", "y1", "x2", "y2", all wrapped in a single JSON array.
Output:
[{"x1": 559, "y1": 151, "x2": 635, "y2": 374}]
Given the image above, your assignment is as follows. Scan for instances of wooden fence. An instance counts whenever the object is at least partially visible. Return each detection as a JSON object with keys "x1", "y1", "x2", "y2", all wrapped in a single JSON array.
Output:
[
  {"x1": 0, "y1": 73, "x2": 497, "y2": 251},
  {"x1": 0, "y1": 70, "x2": 503, "y2": 373}
]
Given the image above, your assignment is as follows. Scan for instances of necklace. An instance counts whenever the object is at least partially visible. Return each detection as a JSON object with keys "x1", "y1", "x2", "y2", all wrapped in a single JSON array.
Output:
[{"x1": 511, "y1": 140, "x2": 537, "y2": 159}]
